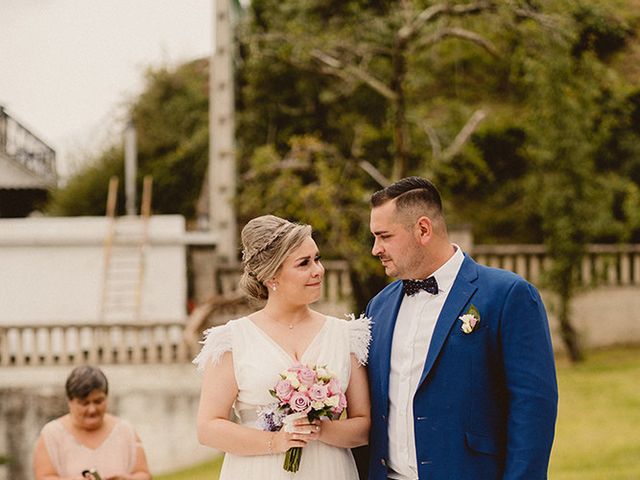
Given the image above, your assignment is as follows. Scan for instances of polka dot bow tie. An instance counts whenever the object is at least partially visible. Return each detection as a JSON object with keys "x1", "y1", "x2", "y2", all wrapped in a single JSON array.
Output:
[{"x1": 403, "y1": 277, "x2": 439, "y2": 296}]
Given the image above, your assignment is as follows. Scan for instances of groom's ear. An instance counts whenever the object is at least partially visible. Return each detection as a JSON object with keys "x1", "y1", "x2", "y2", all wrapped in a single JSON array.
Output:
[{"x1": 415, "y1": 216, "x2": 433, "y2": 245}]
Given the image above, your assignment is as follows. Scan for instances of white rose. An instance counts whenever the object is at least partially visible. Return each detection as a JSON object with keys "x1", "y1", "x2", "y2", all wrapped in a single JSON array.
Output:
[{"x1": 325, "y1": 395, "x2": 340, "y2": 408}]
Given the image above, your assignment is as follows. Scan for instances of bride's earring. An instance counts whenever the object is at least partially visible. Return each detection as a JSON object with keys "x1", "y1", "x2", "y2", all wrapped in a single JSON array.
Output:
[{"x1": 271, "y1": 284, "x2": 277, "y2": 291}]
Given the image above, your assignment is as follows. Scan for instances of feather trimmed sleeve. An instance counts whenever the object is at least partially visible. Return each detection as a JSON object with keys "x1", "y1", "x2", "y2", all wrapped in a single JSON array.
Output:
[
  {"x1": 346, "y1": 313, "x2": 372, "y2": 366},
  {"x1": 192, "y1": 323, "x2": 233, "y2": 371}
]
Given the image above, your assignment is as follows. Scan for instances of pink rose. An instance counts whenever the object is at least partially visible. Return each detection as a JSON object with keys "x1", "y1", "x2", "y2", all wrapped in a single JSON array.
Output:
[
  {"x1": 290, "y1": 392, "x2": 312, "y2": 413},
  {"x1": 308, "y1": 384, "x2": 328, "y2": 402},
  {"x1": 331, "y1": 393, "x2": 347, "y2": 415},
  {"x1": 327, "y1": 378, "x2": 341, "y2": 396},
  {"x1": 297, "y1": 366, "x2": 317, "y2": 386},
  {"x1": 275, "y1": 380, "x2": 294, "y2": 402}
]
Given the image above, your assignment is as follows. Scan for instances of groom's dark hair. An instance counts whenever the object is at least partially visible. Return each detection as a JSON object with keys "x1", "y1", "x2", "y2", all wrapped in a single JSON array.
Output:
[{"x1": 371, "y1": 176, "x2": 444, "y2": 218}]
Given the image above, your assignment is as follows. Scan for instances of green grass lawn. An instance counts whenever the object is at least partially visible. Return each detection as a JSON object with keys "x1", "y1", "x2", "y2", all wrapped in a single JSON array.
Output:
[
  {"x1": 157, "y1": 347, "x2": 640, "y2": 480},
  {"x1": 550, "y1": 347, "x2": 640, "y2": 479},
  {"x1": 155, "y1": 455, "x2": 223, "y2": 480}
]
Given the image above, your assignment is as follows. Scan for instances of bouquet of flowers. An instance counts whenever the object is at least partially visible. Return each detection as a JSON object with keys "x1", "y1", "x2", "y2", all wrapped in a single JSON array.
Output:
[{"x1": 257, "y1": 363, "x2": 347, "y2": 472}]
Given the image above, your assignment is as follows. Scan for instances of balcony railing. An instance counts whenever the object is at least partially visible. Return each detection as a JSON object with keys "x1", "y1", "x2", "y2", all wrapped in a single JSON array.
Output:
[{"x1": 0, "y1": 106, "x2": 56, "y2": 184}]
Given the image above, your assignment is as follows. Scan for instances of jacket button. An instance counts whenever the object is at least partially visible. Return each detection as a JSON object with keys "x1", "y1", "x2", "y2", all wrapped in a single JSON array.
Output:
[{"x1": 380, "y1": 458, "x2": 386, "y2": 466}]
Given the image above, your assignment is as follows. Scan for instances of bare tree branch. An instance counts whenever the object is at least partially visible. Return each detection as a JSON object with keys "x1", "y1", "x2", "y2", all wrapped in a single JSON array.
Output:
[
  {"x1": 421, "y1": 27, "x2": 499, "y2": 56},
  {"x1": 441, "y1": 109, "x2": 487, "y2": 162},
  {"x1": 359, "y1": 160, "x2": 391, "y2": 187},
  {"x1": 310, "y1": 49, "x2": 397, "y2": 100},
  {"x1": 399, "y1": 1, "x2": 495, "y2": 43},
  {"x1": 507, "y1": 1, "x2": 559, "y2": 30},
  {"x1": 420, "y1": 121, "x2": 442, "y2": 161}
]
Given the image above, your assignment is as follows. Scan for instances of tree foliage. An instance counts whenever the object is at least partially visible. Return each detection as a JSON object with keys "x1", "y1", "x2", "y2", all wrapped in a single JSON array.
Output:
[
  {"x1": 46, "y1": 1, "x2": 640, "y2": 359},
  {"x1": 47, "y1": 59, "x2": 209, "y2": 217}
]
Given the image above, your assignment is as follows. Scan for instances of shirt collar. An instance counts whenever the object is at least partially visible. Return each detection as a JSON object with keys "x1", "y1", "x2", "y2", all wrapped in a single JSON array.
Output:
[{"x1": 429, "y1": 244, "x2": 464, "y2": 295}]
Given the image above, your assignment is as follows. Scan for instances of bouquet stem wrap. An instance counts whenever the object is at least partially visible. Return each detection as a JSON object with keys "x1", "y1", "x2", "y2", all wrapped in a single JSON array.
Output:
[{"x1": 283, "y1": 446, "x2": 303, "y2": 472}]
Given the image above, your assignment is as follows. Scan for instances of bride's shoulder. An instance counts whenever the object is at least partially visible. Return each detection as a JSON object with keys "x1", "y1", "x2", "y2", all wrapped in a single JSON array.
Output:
[{"x1": 192, "y1": 318, "x2": 247, "y2": 371}]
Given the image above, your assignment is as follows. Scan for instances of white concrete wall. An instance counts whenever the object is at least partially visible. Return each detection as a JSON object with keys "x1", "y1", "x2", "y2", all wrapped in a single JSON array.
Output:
[{"x1": 0, "y1": 216, "x2": 187, "y2": 325}]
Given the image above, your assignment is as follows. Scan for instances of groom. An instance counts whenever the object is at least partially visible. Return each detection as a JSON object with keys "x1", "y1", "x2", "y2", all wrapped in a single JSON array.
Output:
[{"x1": 365, "y1": 177, "x2": 558, "y2": 479}]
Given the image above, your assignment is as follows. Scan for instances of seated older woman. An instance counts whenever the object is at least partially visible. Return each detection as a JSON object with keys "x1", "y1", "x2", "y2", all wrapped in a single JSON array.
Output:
[{"x1": 33, "y1": 365, "x2": 151, "y2": 480}]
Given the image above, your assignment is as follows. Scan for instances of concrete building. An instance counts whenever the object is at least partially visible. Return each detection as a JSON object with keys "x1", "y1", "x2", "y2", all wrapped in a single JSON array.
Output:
[{"x1": 0, "y1": 106, "x2": 56, "y2": 218}]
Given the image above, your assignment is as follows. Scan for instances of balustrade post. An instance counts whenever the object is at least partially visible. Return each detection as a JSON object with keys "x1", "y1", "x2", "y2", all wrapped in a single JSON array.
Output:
[
  {"x1": 44, "y1": 327, "x2": 54, "y2": 366},
  {"x1": 87, "y1": 327, "x2": 99, "y2": 364},
  {"x1": 340, "y1": 269, "x2": 352, "y2": 297},
  {"x1": 515, "y1": 255, "x2": 527, "y2": 280},
  {"x1": 327, "y1": 271, "x2": 339, "y2": 303},
  {"x1": 608, "y1": 255, "x2": 619, "y2": 285},
  {"x1": 502, "y1": 255, "x2": 515, "y2": 273},
  {"x1": 581, "y1": 256, "x2": 592, "y2": 286},
  {"x1": 15, "y1": 328, "x2": 26, "y2": 366},
  {"x1": 131, "y1": 327, "x2": 143, "y2": 364},
  {"x1": 103, "y1": 326, "x2": 115, "y2": 364},
  {"x1": 529, "y1": 255, "x2": 541, "y2": 284},
  {"x1": 59, "y1": 327, "x2": 69, "y2": 365},
  {"x1": 0, "y1": 105, "x2": 7, "y2": 154},
  {"x1": 162, "y1": 326, "x2": 173, "y2": 364},
  {"x1": 620, "y1": 253, "x2": 631, "y2": 285},
  {"x1": 634, "y1": 253, "x2": 640, "y2": 285},
  {"x1": 0, "y1": 327, "x2": 8, "y2": 366}
]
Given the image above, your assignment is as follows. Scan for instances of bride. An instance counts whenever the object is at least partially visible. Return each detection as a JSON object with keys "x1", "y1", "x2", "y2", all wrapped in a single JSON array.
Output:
[{"x1": 194, "y1": 215, "x2": 371, "y2": 479}]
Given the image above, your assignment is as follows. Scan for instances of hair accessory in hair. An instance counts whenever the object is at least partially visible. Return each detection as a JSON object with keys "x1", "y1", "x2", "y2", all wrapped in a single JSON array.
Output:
[{"x1": 242, "y1": 224, "x2": 291, "y2": 264}]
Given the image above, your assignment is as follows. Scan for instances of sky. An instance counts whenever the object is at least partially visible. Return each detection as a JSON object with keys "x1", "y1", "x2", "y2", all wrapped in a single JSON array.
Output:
[{"x1": 0, "y1": 0, "x2": 212, "y2": 179}]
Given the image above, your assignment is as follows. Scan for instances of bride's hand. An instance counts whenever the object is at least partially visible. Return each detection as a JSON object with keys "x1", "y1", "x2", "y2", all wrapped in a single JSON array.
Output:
[
  {"x1": 292, "y1": 418, "x2": 322, "y2": 441},
  {"x1": 271, "y1": 428, "x2": 311, "y2": 453}
]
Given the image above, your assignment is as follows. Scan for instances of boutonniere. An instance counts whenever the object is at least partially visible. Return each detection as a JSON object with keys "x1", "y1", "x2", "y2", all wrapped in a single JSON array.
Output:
[{"x1": 459, "y1": 304, "x2": 481, "y2": 334}]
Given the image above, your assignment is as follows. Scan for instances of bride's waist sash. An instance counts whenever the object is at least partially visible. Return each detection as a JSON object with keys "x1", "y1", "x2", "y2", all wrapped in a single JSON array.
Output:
[{"x1": 234, "y1": 400, "x2": 263, "y2": 426}]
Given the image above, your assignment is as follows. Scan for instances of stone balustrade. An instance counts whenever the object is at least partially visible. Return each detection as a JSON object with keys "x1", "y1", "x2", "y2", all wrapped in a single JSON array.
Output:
[
  {"x1": 3, "y1": 247, "x2": 639, "y2": 368},
  {"x1": 215, "y1": 259, "x2": 353, "y2": 300},
  {"x1": 0, "y1": 322, "x2": 194, "y2": 367},
  {"x1": 472, "y1": 244, "x2": 640, "y2": 287}
]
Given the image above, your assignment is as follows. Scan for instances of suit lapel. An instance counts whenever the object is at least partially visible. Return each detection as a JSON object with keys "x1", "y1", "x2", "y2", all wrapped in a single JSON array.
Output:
[
  {"x1": 417, "y1": 256, "x2": 478, "y2": 388},
  {"x1": 374, "y1": 282, "x2": 404, "y2": 414}
]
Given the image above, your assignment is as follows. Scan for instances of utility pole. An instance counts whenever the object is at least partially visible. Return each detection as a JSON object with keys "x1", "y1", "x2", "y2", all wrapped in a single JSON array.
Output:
[
  {"x1": 124, "y1": 121, "x2": 137, "y2": 216},
  {"x1": 209, "y1": 0, "x2": 237, "y2": 264}
]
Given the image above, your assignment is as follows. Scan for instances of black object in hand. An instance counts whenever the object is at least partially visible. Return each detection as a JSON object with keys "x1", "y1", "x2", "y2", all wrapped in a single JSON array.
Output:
[{"x1": 82, "y1": 469, "x2": 102, "y2": 480}]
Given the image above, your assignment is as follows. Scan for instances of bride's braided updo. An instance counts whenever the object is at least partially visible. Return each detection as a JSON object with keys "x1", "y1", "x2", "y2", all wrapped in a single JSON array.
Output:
[{"x1": 239, "y1": 215, "x2": 312, "y2": 300}]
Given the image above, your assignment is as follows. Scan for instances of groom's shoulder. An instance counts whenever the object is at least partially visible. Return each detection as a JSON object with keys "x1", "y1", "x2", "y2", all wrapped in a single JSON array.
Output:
[{"x1": 369, "y1": 279, "x2": 403, "y2": 305}]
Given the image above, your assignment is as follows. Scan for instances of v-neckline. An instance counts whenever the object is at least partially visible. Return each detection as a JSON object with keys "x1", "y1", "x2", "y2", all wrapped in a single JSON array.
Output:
[{"x1": 247, "y1": 315, "x2": 329, "y2": 364}]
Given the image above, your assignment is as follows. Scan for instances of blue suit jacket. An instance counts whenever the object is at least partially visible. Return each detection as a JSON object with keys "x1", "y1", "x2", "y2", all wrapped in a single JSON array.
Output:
[{"x1": 366, "y1": 254, "x2": 558, "y2": 480}]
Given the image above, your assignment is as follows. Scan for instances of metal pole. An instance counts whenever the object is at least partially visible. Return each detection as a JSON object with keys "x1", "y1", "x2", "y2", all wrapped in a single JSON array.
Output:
[{"x1": 124, "y1": 121, "x2": 137, "y2": 216}]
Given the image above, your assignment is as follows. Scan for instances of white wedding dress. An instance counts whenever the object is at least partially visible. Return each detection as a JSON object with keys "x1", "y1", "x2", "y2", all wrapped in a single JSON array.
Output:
[{"x1": 194, "y1": 315, "x2": 370, "y2": 480}]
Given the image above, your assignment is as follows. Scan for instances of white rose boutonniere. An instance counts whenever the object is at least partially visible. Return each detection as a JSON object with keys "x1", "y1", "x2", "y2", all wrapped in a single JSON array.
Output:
[{"x1": 459, "y1": 304, "x2": 481, "y2": 334}]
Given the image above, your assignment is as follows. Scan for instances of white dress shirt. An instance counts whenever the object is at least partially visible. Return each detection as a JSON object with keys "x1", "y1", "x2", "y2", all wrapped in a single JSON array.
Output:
[{"x1": 387, "y1": 246, "x2": 465, "y2": 480}]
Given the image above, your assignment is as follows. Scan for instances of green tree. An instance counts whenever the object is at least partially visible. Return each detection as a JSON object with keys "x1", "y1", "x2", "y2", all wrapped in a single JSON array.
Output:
[
  {"x1": 47, "y1": 59, "x2": 209, "y2": 218},
  {"x1": 521, "y1": 2, "x2": 640, "y2": 361}
]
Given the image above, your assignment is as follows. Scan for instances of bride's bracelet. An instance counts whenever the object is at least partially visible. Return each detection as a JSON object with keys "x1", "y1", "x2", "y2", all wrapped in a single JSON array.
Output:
[{"x1": 267, "y1": 432, "x2": 275, "y2": 454}]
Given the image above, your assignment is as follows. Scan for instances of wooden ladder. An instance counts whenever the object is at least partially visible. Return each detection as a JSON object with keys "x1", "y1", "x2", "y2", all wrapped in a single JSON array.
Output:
[{"x1": 99, "y1": 175, "x2": 153, "y2": 323}]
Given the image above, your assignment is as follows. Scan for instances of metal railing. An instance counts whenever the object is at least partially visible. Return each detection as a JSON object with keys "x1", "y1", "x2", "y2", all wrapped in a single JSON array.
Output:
[{"x1": 0, "y1": 106, "x2": 56, "y2": 183}]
